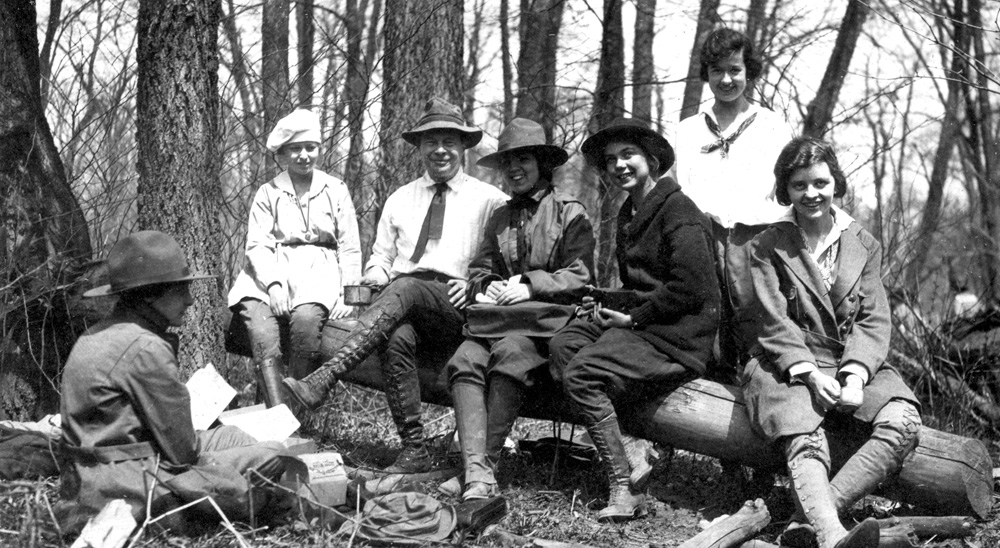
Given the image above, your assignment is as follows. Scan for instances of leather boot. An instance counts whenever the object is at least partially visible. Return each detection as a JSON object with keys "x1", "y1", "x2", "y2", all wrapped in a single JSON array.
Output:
[
  {"x1": 789, "y1": 456, "x2": 879, "y2": 548},
  {"x1": 452, "y1": 382, "x2": 497, "y2": 500},
  {"x1": 282, "y1": 311, "x2": 398, "y2": 409},
  {"x1": 383, "y1": 367, "x2": 432, "y2": 474},
  {"x1": 621, "y1": 434, "x2": 653, "y2": 490},
  {"x1": 484, "y1": 375, "x2": 525, "y2": 470},
  {"x1": 830, "y1": 405, "x2": 920, "y2": 513},
  {"x1": 588, "y1": 414, "x2": 647, "y2": 523},
  {"x1": 256, "y1": 357, "x2": 286, "y2": 408}
]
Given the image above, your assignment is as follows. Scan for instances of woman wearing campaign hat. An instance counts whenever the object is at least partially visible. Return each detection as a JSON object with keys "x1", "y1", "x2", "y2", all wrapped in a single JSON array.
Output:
[
  {"x1": 445, "y1": 118, "x2": 595, "y2": 501},
  {"x1": 57, "y1": 231, "x2": 293, "y2": 533},
  {"x1": 227, "y1": 108, "x2": 362, "y2": 407},
  {"x1": 547, "y1": 118, "x2": 720, "y2": 522}
]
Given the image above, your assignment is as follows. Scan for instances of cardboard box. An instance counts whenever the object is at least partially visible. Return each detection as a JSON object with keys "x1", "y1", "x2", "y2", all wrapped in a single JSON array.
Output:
[{"x1": 283, "y1": 452, "x2": 349, "y2": 508}]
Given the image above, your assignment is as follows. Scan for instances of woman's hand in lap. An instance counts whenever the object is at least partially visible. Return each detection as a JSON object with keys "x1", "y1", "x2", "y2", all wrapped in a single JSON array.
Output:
[
  {"x1": 594, "y1": 306, "x2": 633, "y2": 329},
  {"x1": 804, "y1": 370, "x2": 841, "y2": 411}
]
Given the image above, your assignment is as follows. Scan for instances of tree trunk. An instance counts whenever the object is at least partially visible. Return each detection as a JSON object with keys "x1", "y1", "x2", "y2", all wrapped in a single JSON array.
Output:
[
  {"x1": 297, "y1": 0, "x2": 315, "y2": 107},
  {"x1": 515, "y1": 0, "x2": 564, "y2": 141},
  {"x1": 344, "y1": 0, "x2": 382, "y2": 259},
  {"x1": 136, "y1": 0, "x2": 226, "y2": 378},
  {"x1": 588, "y1": 0, "x2": 626, "y2": 287},
  {"x1": 379, "y1": 0, "x2": 464, "y2": 213},
  {"x1": 905, "y1": 0, "x2": 968, "y2": 292},
  {"x1": 38, "y1": 0, "x2": 62, "y2": 109},
  {"x1": 801, "y1": 0, "x2": 870, "y2": 136},
  {"x1": 680, "y1": 0, "x2": 720, "y2": 120},
  {"x1": 500, "y1": 0, "x2": 514, "y2": 125},
  {"x1": 262, "y1": 0, "x2": 291, "y2": 177},
  {"x1": 967, "y1": 0, "x2": 1000, "y2": 302},
  {"x1": 464, "y1": 0, "x2": 487, "y2": 125},
  {"x1": 0, "y1": 0, "x2": 93, "y2": 420},
  {"x1": 632, "y1": 0, "x2": 656, "y2": 124}
]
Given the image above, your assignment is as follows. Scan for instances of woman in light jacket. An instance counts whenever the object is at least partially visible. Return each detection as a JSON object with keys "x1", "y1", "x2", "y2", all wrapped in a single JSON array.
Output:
[
  {"x1": 742, "y1": 137, "x2": 921, "y2": 548},
  {"x1": 228, "y1": 109, "x2": 362, "y2": 406},
  {"x1": 447, "y1": 118, "x2": 595, "y2": 500}
]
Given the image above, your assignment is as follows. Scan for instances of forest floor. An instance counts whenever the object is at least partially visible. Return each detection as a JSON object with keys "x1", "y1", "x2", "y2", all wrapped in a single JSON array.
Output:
[{"x1": 2, "y1": 381, "x2": 999, "y2": 547}]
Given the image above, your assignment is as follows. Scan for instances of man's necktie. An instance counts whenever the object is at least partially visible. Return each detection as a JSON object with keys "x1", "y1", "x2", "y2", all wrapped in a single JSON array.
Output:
[
  {"x1": 701, "y1": 112, "x2": 758, "y2": 158},
  {"x1": 410, "y1": 183, "x2": 448, "y2": 262}
]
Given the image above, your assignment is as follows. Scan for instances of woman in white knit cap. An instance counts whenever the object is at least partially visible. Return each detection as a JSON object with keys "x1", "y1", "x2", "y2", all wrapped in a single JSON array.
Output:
[{"x1": 228, "y1": 108, "x2": 362, "y2": 406}]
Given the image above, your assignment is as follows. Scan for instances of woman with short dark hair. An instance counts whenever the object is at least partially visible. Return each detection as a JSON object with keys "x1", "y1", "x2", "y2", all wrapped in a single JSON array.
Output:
[
  {"x1": 743, "y1": 137, "x2": 921, "y2": 548},
  {"x1": 548, "y1": 118, "x2": 720, "y2": 522}
]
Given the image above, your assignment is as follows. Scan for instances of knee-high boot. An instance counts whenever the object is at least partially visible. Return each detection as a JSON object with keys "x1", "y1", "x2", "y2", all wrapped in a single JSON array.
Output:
[
  {"x1": 788, "y1": 456, "x2": 880, "y2": 548},
  {"x1": 830, "y1": 404, "x2": 921, "y2": 513},
  {"x1": 282, "y1": 311, "x2": 398, "y2": 409},
  {"x1": 587, "y1": 413, "x2": 647, "y2": 523},
  {"x1": 383, "y1": 367, "x2": 432, "y2": 474},
  {"x1": 256, "y1": 357, "x2": 286, "y2": 407},
  {"x1": 484, "y1": 375, "x2": 525, "y2": 470},
  {"x1": 452, "y1": 383, "x2": 496, "y2": 500}
]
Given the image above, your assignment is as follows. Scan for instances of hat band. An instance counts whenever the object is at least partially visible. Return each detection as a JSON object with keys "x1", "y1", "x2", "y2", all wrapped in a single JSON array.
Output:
[
  {"x1": 414, "y1": 113, "x2": 467, "y2": 127},
  {"x1": 111, "y1": 266, "x2": 193, "y2": 292}
]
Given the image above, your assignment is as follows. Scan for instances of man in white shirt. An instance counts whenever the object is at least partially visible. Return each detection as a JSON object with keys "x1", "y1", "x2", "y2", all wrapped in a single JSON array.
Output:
[{"x1": 283, "y1": 98, "x2": 508, "y2": 473}]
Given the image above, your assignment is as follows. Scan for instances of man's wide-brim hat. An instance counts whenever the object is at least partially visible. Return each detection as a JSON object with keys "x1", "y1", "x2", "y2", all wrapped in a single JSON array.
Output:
[
  {"x1": 477, "y1": 118, "x2": 569, "y2": 170},
  {"x1": 84, "y1": 230, "x2": 215, "y2": 298},
  {"x1": 580, "y1": 117, "x2": 675, "y2": 172},
  {"x1": 401, "y1": 97, "x2": 483, "y2": 147}
]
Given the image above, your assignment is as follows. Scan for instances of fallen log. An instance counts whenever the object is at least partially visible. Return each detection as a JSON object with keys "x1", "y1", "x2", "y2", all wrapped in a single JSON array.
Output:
[
  {"x1": 229, "y1": 319, "x2": 993, "y2": 519},
  {"x1": 875, "y1": 516, "x2": 975, "y2": 539},
  {"x1": 330, "y1": 349, "x2": 992, "y2": 519},
  {"x1": 678, "y1": 498, "x2": 770, "y2": 548}
]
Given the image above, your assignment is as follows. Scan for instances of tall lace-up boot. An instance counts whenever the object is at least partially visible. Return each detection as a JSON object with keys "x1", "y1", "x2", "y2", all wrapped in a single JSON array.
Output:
[
  {"x1": 587, "y1": 413, "x2": 647, "y2": 523},
  {"x1": 282, "y1": 311, "x2": 397, "y2": 409},
  {"x1": 383, "y1": 367, "x2": 433, "y2": 474},
  {"x1": 788, "y1": 455, "x2": 879, "y2": 548}
]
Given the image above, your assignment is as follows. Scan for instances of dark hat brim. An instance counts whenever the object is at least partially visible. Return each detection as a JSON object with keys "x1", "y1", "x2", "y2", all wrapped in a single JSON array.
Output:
[
  {"x1": 581, "y1": 120, "x2": 674, "y2": 173},
  {"x1": 401, "y1": 123, "x2": 483, "y2": 147},
  {"x1": 83, "y1": 273, "x2": 216, "y2": 298},
  {"x1": 477, "y1": 144, "x2": 569, "y2": 170}
]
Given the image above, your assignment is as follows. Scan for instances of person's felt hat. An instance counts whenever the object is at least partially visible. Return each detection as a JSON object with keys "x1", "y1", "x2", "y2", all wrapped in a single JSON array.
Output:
[
  {"x1": 84, "y1": 230, "x2": 215, "y2": 297},
  {"x1": 401, "y1": 98, "x2": 483, "y2": 147},
  {"x1": 477, "y1": 118, "x2": 569, "y2": 170},
  {"x1": 580, "y1": 117, "x2": 675, "y2": 172},
  {"x1": 266, "y1": 108, "x2": 322, "y2": 152}
]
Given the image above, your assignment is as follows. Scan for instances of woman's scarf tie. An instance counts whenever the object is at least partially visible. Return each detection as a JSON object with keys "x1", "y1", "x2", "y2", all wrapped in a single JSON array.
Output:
[{"x1": 701, "y1": 112, "x2": 758, "y2": 158}]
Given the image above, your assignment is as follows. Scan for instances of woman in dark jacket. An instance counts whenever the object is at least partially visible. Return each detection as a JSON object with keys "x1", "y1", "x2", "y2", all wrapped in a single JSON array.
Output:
[
  {"x1": 447, "y1": 118, "x2": 595, "y2": 501},
  {"x1": 742, "y1": 137, "x2": 920, "y2": 548},
  {"x1": 548, "y1": 119, "x2": 720, "y2": 522}
]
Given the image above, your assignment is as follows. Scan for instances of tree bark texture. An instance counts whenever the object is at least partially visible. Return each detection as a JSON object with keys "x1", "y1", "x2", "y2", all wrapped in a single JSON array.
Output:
[
  {"x1": 515, "y1": 0, "x2": 564, "y2": 142},
  {"x1": 680, "y1": 0, "x2": 720, "y2": 120},
  {"x1": 632, "y1": 0, "x2": 656, "y2": 124},
  {"x1": 136, "y1": 0, "x2": 226, "y2": 378},
  {"x1": 0, "y1": 0, "x2": 93, "y2": 419},
  {"x1": 262, "y1": 0, "x2": 291, "y2": 178},
  {"x1": 378, "y1": 0, "x2": 464, "y2": 216},
  {"x1": 500, "y1": 0, "x2": 514, "y2": 125},
  {"x1": 801, "y1": 0, "x2": 870, "y2": 136},
  {"x1": 344, "y1": 0, "x2": 382, "y2": 261},
  {"x1": 589, "y1": 0, "x2": 626, "y2": 287},
  {"x1": 297, "y1": 0, "x2": 315, "y2": 107}
]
